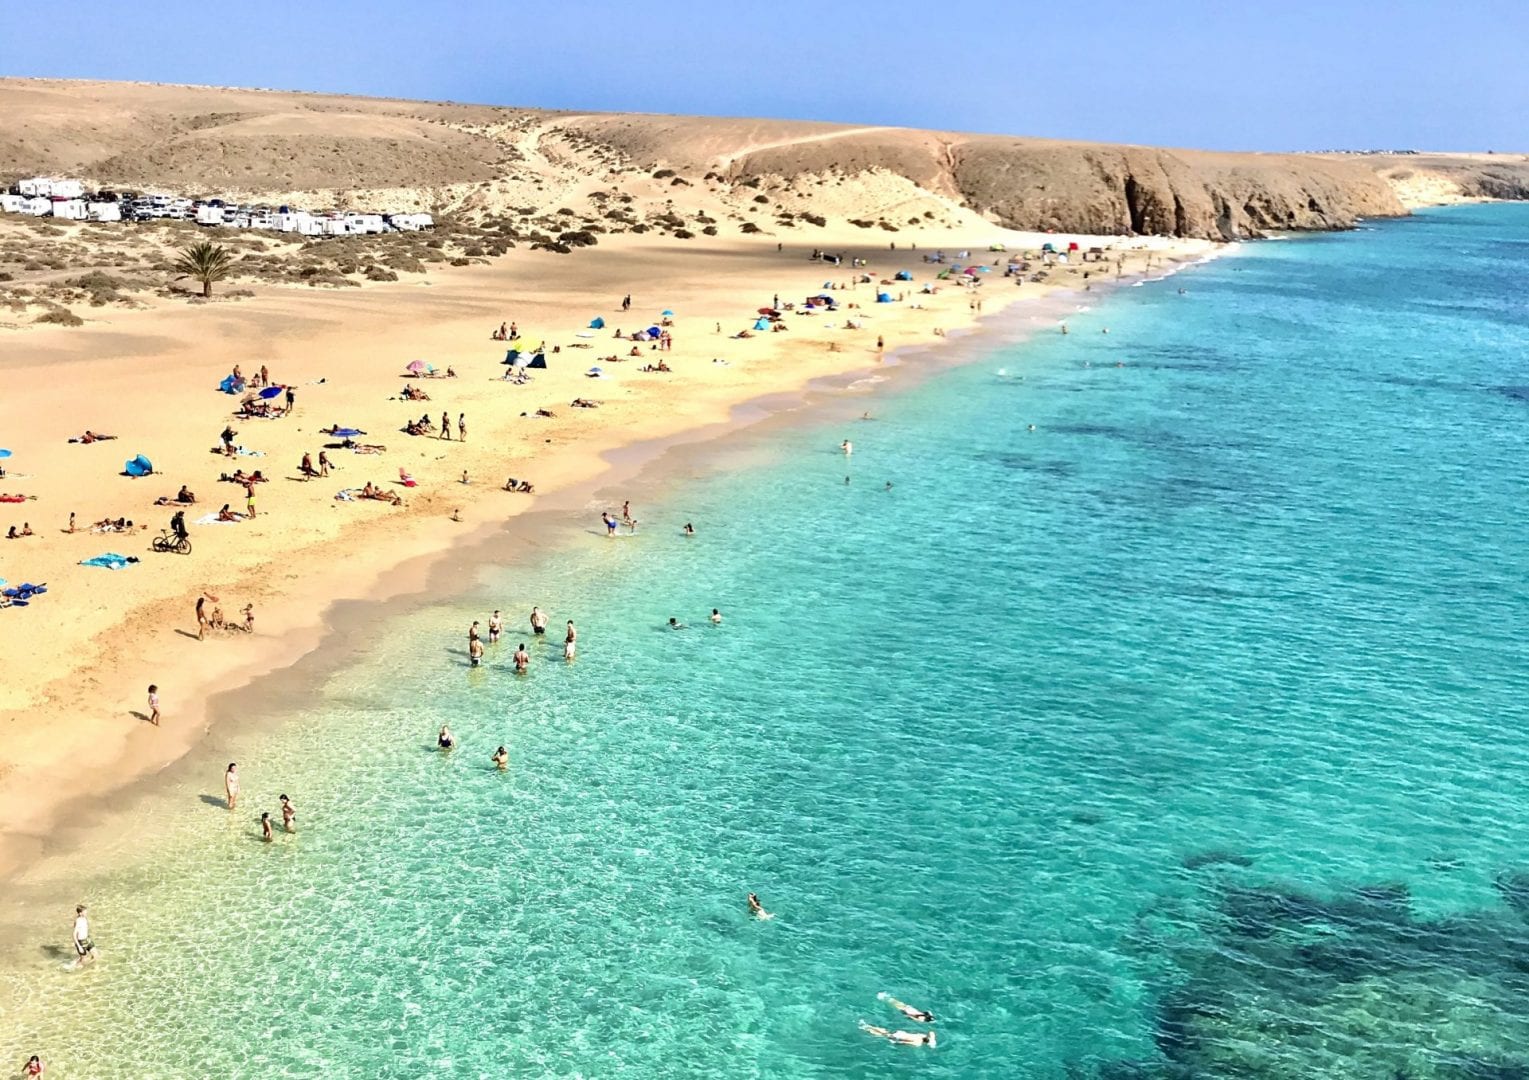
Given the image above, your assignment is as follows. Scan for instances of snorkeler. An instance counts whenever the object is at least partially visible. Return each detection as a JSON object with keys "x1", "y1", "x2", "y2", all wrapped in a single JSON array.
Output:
[
  {"x1": 747, "y1": 892, "x2": 773, "y2": 920},
  {"x1": 858, "y1": 1021, "x2": 935, "y2": 1047},
  {"x1": 878, "y1": 992, "x2": 935, "y2": 1023}
]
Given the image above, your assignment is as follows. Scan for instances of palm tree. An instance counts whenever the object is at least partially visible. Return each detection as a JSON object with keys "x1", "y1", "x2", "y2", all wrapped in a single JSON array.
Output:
[{"x1": 173, "y1": 241, "x2": 234, "y2": 298}]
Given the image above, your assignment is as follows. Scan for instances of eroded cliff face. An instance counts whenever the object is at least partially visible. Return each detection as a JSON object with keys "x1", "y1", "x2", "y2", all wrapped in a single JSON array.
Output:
[{"x1": 946, "y1": 141, "x2": 1407, "y2": 239}]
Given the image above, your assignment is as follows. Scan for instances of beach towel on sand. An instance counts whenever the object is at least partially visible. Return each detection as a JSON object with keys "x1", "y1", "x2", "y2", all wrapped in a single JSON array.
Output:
[{"x1": 81, "y1": 553, "x2": 136, "y2": 570}]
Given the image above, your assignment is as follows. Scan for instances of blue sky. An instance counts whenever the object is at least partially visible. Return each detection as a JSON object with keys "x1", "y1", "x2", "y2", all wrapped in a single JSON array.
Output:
[{"x1": 2, "y1": 0, "x2": 1523, "y2": 151}]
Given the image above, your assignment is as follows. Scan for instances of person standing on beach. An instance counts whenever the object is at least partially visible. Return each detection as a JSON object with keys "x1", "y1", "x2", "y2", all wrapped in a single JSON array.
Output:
[
  {"x1": 530, "y1": 607, "x2": 548, "y2": 636},
  {"x1": 440, "y1": 412, "x2": 450, "y2": 440},
  {"x1": 458, "y1": 414, "x2": 466, "y2": 442},
  {"x1": 196, "y1": 594, "x2": 208, "y2": 640},
  {"x1": 260, "y1": 812, "x2": 274, "y2": 842},
  {"x1": 242, "y1": 604, "x2": 255, "y2": 633},
  {"x1": 564, "y1": 621, "x2": 577, "y2": 662},
  {"x1": 513, "y1": 643, "x2": 529, "y2": 673},
  {"x1": 284, "y1": 386, "x2": 296, "y2": 414},
  {"x1": 280, "y1": 794, "x2": 295, "y2": 833},
  {"x1": 147, "y1": 685, "x2": 160, "y2": 726},
  {"x1": 67, "y1": 511, "x2": 75, "y2": 534},
  {"x1": 489, "y1": 611, "x2": 503, "y2": 643},
  {"x1": 469, "y1": 637, "x2": 484, "y2": 668},
  {"x1": 224, "y1": 763, "x2": 239, "y2": 810},
  {"x1": 243, "y1": 479, "x2": 257, "y2": 519},
  {"x1": 318, "y1": 450, "x2": 331, "y2": 477},
  {"x1": 72, "y1": 905, "x2": 95, "y2": 966}
]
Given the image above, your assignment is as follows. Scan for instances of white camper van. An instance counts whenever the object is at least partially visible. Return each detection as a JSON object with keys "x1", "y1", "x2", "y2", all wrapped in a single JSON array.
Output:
[
  {"x1": 22, "y1": 196, "x2": 53, "y2": 216},
  {"x1": 87, "y1": 201, "x2": 122, "y2": 222},
  {"x1": 195, "y1": 204, "x2": 225, "y2": 226},
  {"x1": 0, "y1": 193, "x2": 25, "y2": 213},
  {"x1": 18, "y1": 178, "x2": 52, "y2": 197},
  {"x1": 51, "y1": 179, "x2": 86, "y2": 199}
]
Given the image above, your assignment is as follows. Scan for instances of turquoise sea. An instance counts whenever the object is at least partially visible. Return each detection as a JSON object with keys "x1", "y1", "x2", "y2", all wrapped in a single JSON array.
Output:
[{"x1": 4, "y1": 204, "x2": 1529, "y2": 1077}]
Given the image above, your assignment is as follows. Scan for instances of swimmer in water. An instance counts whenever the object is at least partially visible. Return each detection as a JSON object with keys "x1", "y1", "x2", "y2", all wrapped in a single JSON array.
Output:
[
  {"x1": 491, "y1": 746, "x2": 509, "y2": 770},
  {"x1": 710, "y1": 609, "x2": 722, "y2": 624},
  {"x1": 668, "y1": 617, "x2": 686, "y2": 630},
  {"x1": 279, "y1": 794, "x2": 296, "y2": 833},
  {"x1": 841, "y1": 440, "x2": 852, "y2": 456},
  {"x1": 438, "y1": 725, "x2": 456, "y2": 750},
  {"x1": 683, "y1": 522, "x2": 695, "y2": 536},
  {"x1": 858, "y1": 1021, "x2": 935, "y2": 1047},
  {"x1": 514, "y1": 643, "x2": 530, "y2": 673},
  {"x1": 878, "y1": 992, "x2": 935, "y2": 1023},
  {"x1": 260, "y1": 812, "x2": 273, "y2": 842},
  {"x1": 747, "y1": 893, "x2": 773, "y2": 919}
]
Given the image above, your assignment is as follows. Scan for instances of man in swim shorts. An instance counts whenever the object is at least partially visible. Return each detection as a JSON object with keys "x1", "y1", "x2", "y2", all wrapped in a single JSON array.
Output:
[
  {"x1": 530, "y1": 607, "x2": 547, "y2": 635},
  {"x1": 488, "y1": 610, "x2": 503, "y2": 643},
  {"x1": 514, "y1": 643, "x2": 529, "y2": 673},
  {"x1": 72, "y1": 905, "x2": 95, "y2": 965}
]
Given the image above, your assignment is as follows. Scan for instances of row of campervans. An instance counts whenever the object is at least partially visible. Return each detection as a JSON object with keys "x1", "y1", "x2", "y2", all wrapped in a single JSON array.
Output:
[{"x1": 2, "y1": 177, "x2": 433, "y2": 235}]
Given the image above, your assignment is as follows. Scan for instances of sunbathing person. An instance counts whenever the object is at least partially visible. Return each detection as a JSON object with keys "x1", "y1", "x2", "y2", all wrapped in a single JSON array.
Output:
[
  {"x1": 217, "y1": 504, "x2": 240, "y2": 522},
  {"x1": 570, "y1": 398, "x2": 599, "y2": 408},
  {"x1": 176, "y1": 485, "x2": 196, "y2": 503},
  {"x1": 69, "y1": 430, "x2": 119, "y2": 444}
]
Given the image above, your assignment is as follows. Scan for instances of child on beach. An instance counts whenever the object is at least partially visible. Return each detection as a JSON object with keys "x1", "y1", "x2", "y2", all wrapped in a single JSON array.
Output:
[{"x1": 147, "y1": 685, "x2": 160, "y2": 726}]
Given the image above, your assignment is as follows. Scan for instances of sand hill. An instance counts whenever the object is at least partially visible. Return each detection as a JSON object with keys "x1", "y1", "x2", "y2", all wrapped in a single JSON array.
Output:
[{"x1": 6, "y1": 78, "x2": 1528, "y2": 245}]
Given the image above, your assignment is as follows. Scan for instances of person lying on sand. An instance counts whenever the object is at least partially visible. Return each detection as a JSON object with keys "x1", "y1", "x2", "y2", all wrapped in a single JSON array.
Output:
[
  {"x1": 92, "y1": 516, "x2": 133, "y2": 532},
  {"x1": 502, "y1": 478, "x2": 535, "y2": 494},
  {"x1": 360, "y1": 482, "x2": 403, "y2": 505},
  {"x1": 570, "y1": 398, "x2": 599, "y2": 408},
  {"x1": 640, "y1": 361, "x2": 671, "y2": 373},
  {"x1": 399, "y1": 384, "x2": 430, "y2": 401},
  {"x1": 69, "y1": 430, "x2": 119, "y2": 444}
]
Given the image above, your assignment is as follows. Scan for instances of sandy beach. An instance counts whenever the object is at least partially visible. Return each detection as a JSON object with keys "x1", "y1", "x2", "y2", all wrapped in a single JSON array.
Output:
[{"x1": 0, "y1": 223, "x2": 1212, "y2": 876}]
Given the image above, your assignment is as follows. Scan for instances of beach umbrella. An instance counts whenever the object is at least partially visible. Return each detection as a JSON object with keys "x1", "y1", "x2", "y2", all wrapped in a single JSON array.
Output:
[
  {"x1": 646, "y1": 326, "x2": 661, "y2": 337},
  {"x1": 587, "y1": 366, "x2": 604, "y2": 376},
  {"x1": 406, "y1": 360, "x2": 427, "y2": 373},
  {"x1": 661, "y1": 309, "x2": 673, "y2": 316},
  {"x1": 258, "y1": 386, "x2": 283, "y2": 399}
]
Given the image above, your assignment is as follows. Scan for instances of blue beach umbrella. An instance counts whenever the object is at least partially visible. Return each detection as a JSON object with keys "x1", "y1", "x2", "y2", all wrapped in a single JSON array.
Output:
[
  {"x1": 258, "y1": 386, "x2": 283, "y2": 399},
  {"x1": 661, "y1": 309, "x2": 674, "y2": 316}
]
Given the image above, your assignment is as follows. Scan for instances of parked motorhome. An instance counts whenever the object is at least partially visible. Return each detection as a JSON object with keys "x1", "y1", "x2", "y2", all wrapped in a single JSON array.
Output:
[
  {"x1": 0, "y1": 194, "x2": 24, "y2": 213},
  {"x1": 195, "y1": 204, "x2": 225, "y2": 226},
  {"x1": 87, "y1": 201, "x2": 122, "y2": 222},
  {"x1": 51, "y1": 199, "x2": 88, "y2": 220},
  {"x1": 21, "y1": 196, "x2": 52, "y2": 216}
]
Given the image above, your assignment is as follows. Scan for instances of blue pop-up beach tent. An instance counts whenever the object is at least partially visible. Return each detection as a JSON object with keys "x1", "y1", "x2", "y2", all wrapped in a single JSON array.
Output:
[
  {"x1": 894, "y1": 270, "x2": 912, "y2": 281},
  {"x1": 753, "y1": 318, "x2": 770, "y2": 331},
  {"x1": 502, "y1": 349, "x2": 521, "y2": 365},
  {"x1": 527, "y1": 354, "x2": 547, "y2": 369},
  {"x1": 589, "y1": 316, "x2": 605, "y2": 329},
  {"x1": 125, "y1": 454, "x2": 153, "y2": 477},
  {"x1": 876, "y1": 292, "x2": 893, "y2": 303}
]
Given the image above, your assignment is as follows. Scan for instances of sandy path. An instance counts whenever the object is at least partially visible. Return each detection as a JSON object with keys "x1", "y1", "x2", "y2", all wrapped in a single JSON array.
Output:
[{"x1": 714, "y1": 126, "x2": 895, "y2": 170}]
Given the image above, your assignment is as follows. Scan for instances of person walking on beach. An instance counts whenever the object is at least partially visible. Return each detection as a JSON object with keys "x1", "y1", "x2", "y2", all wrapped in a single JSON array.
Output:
[
  {"x1": 530, "y1": 606, "x2": 548, "y2": 636},
  {"x1": 489, "y1": 610, "x2": 503, "y2": 643},
  {"x1": 564, "y1": 620, "x2": 577, "y2": 662},
  {"x1": 224, "y1": 763, "x2": 239, "y2": 810},
  {"x1": 280, "y1": 794, "x2": 296, "y2": 833},
  {"x1": 440, "y1": 412, "x2": 451, "y2": 440},
  {"x1": 146, "y1": 685, "x2": 160, "y2": 726},
  {"x1": 513, "y1": 643, "x2": 529, "y2": 673},
  {"x1": 72, "y1": 905, "x2": 96, "y2": 966},
  {"x1": 318, "y1": 450, "x2": 331, "y2": 477},
  {"x1": 260, "y1": 812, "x2": 274, "y2": 842},
  {"x1": 457, "y1": 414, "x2": 466, "y2": 442}
]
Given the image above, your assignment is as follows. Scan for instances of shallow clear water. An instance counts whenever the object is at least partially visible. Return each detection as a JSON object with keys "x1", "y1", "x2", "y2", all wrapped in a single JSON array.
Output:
[{"x1": 5, "y1": 206, "x2": 1529, "y2": 1078}]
